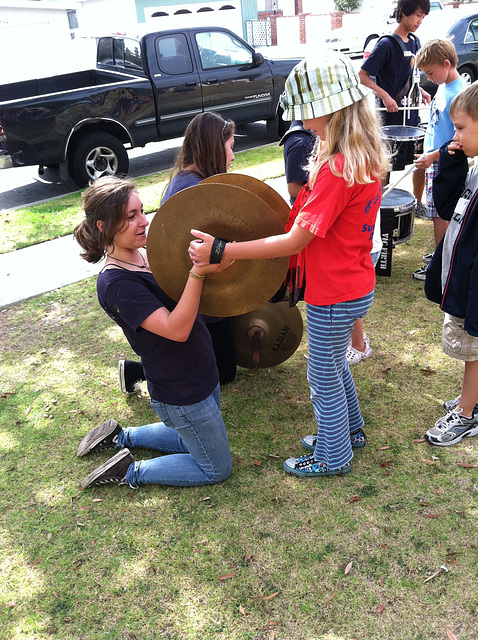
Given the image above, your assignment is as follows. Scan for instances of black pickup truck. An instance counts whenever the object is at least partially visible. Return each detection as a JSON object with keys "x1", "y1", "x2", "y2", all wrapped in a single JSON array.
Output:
[{"x1": 0, "y1": 27, "x2": 300, "y2": 187}]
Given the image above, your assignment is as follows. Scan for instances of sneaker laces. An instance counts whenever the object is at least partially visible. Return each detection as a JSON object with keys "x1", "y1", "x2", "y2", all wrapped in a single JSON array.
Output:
[{"x1": 434, "y1": 409, "x2": 466, "y2": 432}]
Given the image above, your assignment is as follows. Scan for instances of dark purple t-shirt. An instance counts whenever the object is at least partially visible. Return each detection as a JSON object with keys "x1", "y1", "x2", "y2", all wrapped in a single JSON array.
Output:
[
  {"x1": 161, "y1": 170, "x2": 202, "y2": 204},
  {"x1": 97, "y1": 268, "x2": 218, "y2": 405}
]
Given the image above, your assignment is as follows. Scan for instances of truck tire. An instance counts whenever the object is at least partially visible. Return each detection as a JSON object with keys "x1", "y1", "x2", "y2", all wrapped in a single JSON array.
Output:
[
  {"x1": 266, "y1": 107, "x2": 289, "y2": 140},
  {"x1": 68, "y1": 132, "x2": 129, "y2": 187}
]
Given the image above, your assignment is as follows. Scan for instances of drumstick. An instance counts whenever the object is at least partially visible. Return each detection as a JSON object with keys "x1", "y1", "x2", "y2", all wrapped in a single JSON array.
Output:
[{"x1": 382, "y1": 163, "x2": 417, "y2": 198}]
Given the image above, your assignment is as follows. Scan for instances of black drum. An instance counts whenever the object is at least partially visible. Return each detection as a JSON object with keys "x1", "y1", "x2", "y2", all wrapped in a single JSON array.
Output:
[
  {"x1": 381, "y1": 125, "x2": 425, "y2": 171},
  {"x1": 380, "y1": 188, "x2": 415, "y2": 245}
]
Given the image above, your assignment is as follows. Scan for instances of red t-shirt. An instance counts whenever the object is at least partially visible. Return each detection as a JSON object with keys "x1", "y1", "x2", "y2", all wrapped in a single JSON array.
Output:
[{"x1": 295, "y1": 155, "x2": 381, "y2": 306}]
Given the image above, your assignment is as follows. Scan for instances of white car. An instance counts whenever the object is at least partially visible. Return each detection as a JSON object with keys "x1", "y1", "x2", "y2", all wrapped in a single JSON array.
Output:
[{"x1": 325, "y1": 1, "x2": 444, "y2": 56}]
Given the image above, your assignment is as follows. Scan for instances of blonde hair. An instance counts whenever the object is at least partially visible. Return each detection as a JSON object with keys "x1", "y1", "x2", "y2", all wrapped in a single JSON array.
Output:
[
  {"x1": 449, "y1": 81, "x2": 478, "y2": 122},
  {"x1": 416, "y1": 39, "x2": 458, "y2": 70},
  {"x1": 306, "y1": 99, "x2": 391, "y2": 188}
]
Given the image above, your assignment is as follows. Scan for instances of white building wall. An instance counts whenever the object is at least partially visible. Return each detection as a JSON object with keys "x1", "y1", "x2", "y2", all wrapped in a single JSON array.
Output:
[
  {"x1": 305, "y1": 14, "x2": 332, "y2": 40},
  {"x1": 0, "y1": 3, "x2": 96, "y2": 84},
  {"x1": 278, "y1": 0, "x2": 295, "y2": 17},
  {"x1": 302, "y1": 0, "x2": 334, "y2": 13},
  {"x1": 143, "y1": 2, "x2": 243, "y2": 36},
  {"x1": 276, "y1": 15, "x2": 300, "y2": 45},
  {"x1": 79, "y1": 0, "x2": 138, "y2": 35}
]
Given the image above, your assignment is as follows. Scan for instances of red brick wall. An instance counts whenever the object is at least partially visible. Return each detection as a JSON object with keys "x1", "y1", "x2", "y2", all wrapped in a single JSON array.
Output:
[
  {"x1": 330, "y1": 11, "x2": 343, "y2": 30},
  {"x1": 258, "y1": 10, "x2": 283, "y2": 46}
]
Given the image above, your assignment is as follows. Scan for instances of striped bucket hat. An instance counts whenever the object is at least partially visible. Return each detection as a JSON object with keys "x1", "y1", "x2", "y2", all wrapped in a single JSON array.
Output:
[{"x1": 280, "y1": 53, "x2": 370, "y2": 121}]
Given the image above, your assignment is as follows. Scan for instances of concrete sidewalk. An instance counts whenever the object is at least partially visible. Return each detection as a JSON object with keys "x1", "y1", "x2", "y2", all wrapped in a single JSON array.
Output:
[{"x1": 0, "y1": 176, "x2": 291, "y2": 308}]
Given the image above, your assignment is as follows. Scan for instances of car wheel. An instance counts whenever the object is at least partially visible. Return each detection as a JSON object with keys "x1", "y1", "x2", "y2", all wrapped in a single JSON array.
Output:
[
  {"x1": 458, "y1": 65, "x2": 475, "y2": 86},
  {"x1": 69, "y1": 132, "x2": 129, "y2": 187},
  {"x1": 364, "y1": 34, "x2": 379, "y2": 51}
]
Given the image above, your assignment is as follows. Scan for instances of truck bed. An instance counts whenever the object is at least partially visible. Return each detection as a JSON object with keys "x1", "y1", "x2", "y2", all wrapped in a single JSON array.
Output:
[{"x1": 0, "y1": 69, "x2": 140, "y2": 103}]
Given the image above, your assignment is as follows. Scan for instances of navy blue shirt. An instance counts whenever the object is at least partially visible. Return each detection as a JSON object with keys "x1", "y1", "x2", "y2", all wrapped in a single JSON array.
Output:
[
  {"x1": 97, "y1": 268, "x2": 218, "y2": 405},
  {"x1": 361, "y1": 35, "x2": 419, "y2": 126}
]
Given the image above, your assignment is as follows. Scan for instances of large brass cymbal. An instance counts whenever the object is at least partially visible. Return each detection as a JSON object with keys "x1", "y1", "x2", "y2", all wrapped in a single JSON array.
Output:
[
  {"x1": 146, "y1": 183, "x2": 289, "y2": 317},
  {"x1": 201, "y1": 173, "x2": 290, "y2": 226},
  {"x1": 233, "y1": 301, "x2": 303, "y2": 369}
]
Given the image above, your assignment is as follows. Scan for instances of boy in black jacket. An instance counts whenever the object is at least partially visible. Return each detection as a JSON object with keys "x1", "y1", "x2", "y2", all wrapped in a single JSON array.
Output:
[{"x1": 424, "y1": 82, "x2": 478, "y2": 446}]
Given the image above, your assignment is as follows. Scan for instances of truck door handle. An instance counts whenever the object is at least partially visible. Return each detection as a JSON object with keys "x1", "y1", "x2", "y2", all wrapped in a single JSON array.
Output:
[
  {"x1": 185, "y1": 81, "x2": 198, "y2": 86},
  {"x1": 206, "y1": 78, "x2": 219, "y2": 85}
]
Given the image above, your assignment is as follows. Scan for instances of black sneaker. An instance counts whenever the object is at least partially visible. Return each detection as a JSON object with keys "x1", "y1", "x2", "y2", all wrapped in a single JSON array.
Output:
[
  {"x1": 76, "y1": 419, "x2": 122, "y2": 457},
  {"x1": 422, "y1": 253, "x2": 434, "y2": 265},
  {"x1": 119, "y1": 359, "x2": 144, "y2": 394},
  {"x1": 80, "y1": 449, "x2": 134, "y2": 489},
  {"x1": 443, "y1": 395, "x2": 478, "y2": 414},
  {"x1": 424, "y1": 411, "x2": 478, "y2": 447}
]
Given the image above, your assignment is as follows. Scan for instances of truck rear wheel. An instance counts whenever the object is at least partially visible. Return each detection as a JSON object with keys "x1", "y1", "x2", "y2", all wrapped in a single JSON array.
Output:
[{"x1": 69, "y1": 132, "x2": 129, "y2": 187}]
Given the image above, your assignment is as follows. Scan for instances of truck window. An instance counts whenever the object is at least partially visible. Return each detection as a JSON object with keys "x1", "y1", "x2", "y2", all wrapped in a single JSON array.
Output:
[
  {"x1": 154, "y1": 34, "x2": 193, "y2": 75},
  {"x1": 104, "y1": 37, "x2": 143, "y2": 71},
  {"x1": 124, "y1": 39, "x2": 143, "y2": 71},
  {"x1": 97, "y1": 38, "x2": 114, "y2": 66},
  {"x1": 195, "y1": 31, "x2": 253, "y2": 70}
]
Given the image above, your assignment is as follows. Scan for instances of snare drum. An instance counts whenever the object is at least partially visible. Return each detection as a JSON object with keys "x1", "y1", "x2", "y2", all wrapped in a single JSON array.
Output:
[
  {"x1": 380, "y1": 188, "x2": 415, "y2": 245},
  {"x1": 381, "y1": 125, "x2": 425, "y2": 171}
]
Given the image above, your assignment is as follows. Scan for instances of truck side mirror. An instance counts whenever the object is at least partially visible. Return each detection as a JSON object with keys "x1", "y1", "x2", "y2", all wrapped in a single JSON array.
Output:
[{"x1": 252, "y1": 52, "x2": 264, "y2": 67}]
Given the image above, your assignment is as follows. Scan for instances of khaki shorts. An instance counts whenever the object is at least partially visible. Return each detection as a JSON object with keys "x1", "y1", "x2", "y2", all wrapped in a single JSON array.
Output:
[{"x1": 442, "y1": 313, "x2": 478, "y2": 362}]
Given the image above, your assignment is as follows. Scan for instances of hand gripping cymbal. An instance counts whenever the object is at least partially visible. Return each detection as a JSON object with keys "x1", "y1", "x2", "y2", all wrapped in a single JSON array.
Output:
[{"x1": 146, "y1": 182, "x2": 289, "y2": 317}]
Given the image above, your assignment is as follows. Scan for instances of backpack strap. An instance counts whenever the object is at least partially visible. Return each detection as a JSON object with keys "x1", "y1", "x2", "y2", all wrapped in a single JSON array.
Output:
[{"x1": 378, "y1": 31, "x2": 420, "y2": 54}]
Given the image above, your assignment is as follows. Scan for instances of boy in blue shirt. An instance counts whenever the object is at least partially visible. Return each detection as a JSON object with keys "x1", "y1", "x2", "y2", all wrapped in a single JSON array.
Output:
[
  {"x1": 412, "y1": 39, "x2": 467, "y2": 280},
  {"x1": 424, "y1": 82, "x2": 478, "y2": 445}
]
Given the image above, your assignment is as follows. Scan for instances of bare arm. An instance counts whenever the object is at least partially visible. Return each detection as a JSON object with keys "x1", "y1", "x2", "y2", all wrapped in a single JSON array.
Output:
[
  {"x1": 288, "y1": 181, "x2": 306, "y2": 200},
  {"x1": 141, "y1": 259, "x2": 234, "y2": 342},
  {"x1": 188, "y1": 223, "x2": 314, "y2": 266},
  {"x1": 358, "y1": 68, "x2": 398, "y2": 112}
]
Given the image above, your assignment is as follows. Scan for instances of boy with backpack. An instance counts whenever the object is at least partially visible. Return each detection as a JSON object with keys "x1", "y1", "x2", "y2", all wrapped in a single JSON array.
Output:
[{"x1": 359, "y1": 0, "x2": 431, "y2": 213}]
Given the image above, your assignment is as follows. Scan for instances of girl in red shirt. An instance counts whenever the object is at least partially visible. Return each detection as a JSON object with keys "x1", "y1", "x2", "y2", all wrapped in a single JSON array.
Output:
[{"x1": 189, "y1": 54, "x2": 390, "y2": 478}]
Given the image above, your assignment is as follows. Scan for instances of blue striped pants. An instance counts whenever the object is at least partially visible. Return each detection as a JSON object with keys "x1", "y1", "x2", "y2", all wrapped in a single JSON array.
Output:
[{"x1": 306, "y1": 292, "x2": 374, "y2": 469}]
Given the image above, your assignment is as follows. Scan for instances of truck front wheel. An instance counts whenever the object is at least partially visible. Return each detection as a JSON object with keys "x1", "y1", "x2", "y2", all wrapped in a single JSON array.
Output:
[
  {"x1": 69, "y1": 132, "x2": 129, "y2": 187},
  {"x1": 266, "y1": 107, "x2": 289, "y2": 140}
]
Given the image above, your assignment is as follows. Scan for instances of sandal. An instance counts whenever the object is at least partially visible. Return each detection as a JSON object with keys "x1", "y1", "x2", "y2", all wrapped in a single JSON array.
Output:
[{"x1": 346, "y1": 342, "x2": 372, "y2": 366}]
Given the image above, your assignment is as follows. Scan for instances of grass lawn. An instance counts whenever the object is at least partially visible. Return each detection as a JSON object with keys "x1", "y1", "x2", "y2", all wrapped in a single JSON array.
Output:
[{"x1": 1, "y1": 215, "x2": 477, "y2": 640}]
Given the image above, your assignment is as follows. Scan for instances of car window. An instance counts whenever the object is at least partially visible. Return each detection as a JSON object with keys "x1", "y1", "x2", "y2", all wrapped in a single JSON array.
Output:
[
  {"x1": 195, "y1": 31, "x2": 252, "y2": 70},
  {"x1": 154, "y1": 34, "x2": 193, "y2": 75},
  {"x1": 465, "y1": 18, "x2": 478, "y2": 43}
]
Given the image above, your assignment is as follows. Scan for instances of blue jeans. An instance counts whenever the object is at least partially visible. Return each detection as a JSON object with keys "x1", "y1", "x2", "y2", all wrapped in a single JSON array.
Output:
[
  {"x1": 306, "y1": 292, "x2": 374, "y2": 469},
  {"x1": 116, "y1": 384, "x2": 232, "y2": 487}
]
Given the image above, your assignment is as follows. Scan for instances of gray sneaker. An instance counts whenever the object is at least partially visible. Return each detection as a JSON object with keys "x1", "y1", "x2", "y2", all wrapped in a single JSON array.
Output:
[
  {"x1": 443, "y1": 395, "x2": 478, "y2": 414},
  {"x1": 76, "y1": 419, "x2": 122, "y2": 457},
  {"x1": 415, "y1": 202, "x2": 428, "y2": 219},
  {"x1": 425, "y1": 410, "x2": 478, "y2": 447},
  {"x1": 80, "y1": 449, "x2": 134, "y2": 489},
  {"x1": 412, "y1": 265, "x2": 427, "y2": 281}
]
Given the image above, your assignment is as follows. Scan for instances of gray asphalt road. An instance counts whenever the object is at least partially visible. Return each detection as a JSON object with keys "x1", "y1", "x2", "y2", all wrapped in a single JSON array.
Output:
[{"x1": 0, "y1": 121, "x2": 277, "y2": 211}]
